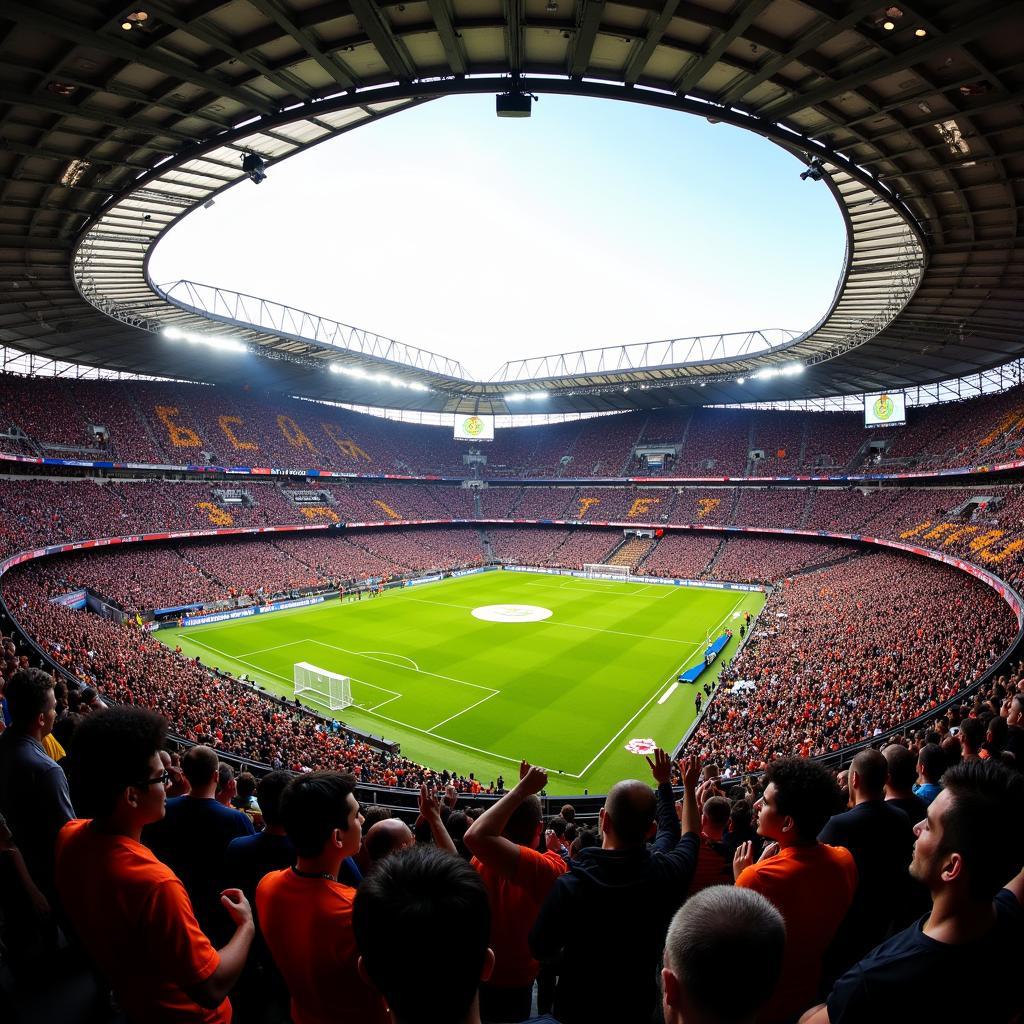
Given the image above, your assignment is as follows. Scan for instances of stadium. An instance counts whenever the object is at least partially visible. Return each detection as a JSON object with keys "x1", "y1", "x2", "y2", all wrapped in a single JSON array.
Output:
[{"x1": 1, "y1": 3, "x2": 1023, "y2": 1023}]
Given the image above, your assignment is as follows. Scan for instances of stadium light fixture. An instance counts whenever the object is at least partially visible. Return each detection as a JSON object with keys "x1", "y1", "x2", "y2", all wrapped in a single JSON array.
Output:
[
  {"x1": 882, "y1": 19, "x2": 896, "y2": 30},
  {"x1": 163, "y1": 326, "x2": 244, "y2": 353},
  {"x1": 241, "y1": 152, "x2": 267, "y2": 184},
  {"x1": 915, "y1": 27, "x2": 927, "y2": 37},
  {"x1": 529, "y1": 391, "x2": 549, "y2": 400},
  {"x1": 800, "y1": 156, "x2": 824, "y2": 182},
  {"x1": 736, "y1": 377, "x2": 746, "y2": 385}
]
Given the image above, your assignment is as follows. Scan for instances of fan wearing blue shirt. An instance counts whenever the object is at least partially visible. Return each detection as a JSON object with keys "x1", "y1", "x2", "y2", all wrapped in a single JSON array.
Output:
[{"x1": 800, "y1": 759, "x2": 1024, "y2": 1024}]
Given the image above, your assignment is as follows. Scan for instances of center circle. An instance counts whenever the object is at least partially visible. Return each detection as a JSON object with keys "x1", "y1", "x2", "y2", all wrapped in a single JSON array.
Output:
[{"x1": 471, "y1": 604, "x2": 553, "y2": 623}]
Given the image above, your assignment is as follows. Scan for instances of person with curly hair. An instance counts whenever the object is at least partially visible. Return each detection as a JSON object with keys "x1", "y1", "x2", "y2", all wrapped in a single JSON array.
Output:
[{"x1": 733, "y1": 758, "x2": 857, "y2": 1024}]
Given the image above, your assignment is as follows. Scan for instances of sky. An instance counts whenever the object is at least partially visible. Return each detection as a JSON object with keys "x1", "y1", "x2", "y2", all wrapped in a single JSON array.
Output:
[{"x1": 150, "y1": 93, "x2": 846, "y2": 381}]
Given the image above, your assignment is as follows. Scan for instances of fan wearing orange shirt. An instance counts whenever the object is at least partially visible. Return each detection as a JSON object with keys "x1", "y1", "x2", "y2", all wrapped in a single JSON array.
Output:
[
  {"x1": 256, "y1": 771, "x2": 388, "y2": 1024},
  {"x1": 464, "y1": 760, "x2": 568, "y2": 1023},
  {"x1": 54, "y1": 707, "x2": 254, "y2": 1024},
  {"x1": 733, "y1": 758, "x2": 858, "y2": 1024}
]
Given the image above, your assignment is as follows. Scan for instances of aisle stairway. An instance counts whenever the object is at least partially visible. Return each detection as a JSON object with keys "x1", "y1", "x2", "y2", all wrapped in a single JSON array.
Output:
[{"x1": 607, "y1": 536, "x2": 656, "y2": 570}]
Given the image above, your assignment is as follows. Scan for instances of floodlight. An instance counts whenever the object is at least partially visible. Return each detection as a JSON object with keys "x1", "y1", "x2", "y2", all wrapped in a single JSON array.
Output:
[
  {"x1": 496, "y1": 91, "x2": 533, "y2": 118},
  {"x1": 241, "y1": 152, "x2": 267, "y2": 184},
  {"x1": 800, "y1": 156, "x2": 824, "y2": 181}
]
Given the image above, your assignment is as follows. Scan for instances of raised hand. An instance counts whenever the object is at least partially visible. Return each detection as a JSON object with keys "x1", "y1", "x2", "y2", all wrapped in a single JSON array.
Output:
[
  {"x1": 418, "y1": 783, "x2": 442, "y2": 820},
  {"x1": 645, "y1": 747, "x2": 672, "y2": 785},
  {"x1": 220, "y1": 888, "x2": 254, "y2": 930},
  {"x1": 678, "y1": 756, "x2": 702, "y2": 790},
  {"x1": 517, "y1": 763, "x2": 549, "y2": 796},
  {"x1": 733, "y1": 840, "x2": 754, "y2": 881}
]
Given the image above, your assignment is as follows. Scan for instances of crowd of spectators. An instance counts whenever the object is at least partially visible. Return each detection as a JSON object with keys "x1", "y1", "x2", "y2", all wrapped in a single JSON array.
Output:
[
  {"x1": 689, "y1": 552, "x2": 1017, "y2": 773},
  {"x1": 9, "y1": 374, "x2": 1024, "y2": 477},
  {"x1": 2, "y1": 667, "x2": 1022, "y2": 1024}
]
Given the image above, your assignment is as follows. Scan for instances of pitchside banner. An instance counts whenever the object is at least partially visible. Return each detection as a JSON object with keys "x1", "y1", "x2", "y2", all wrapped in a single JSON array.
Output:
[
  {"x1": 864, "y1": 391, "x2": 907, "y2": 428},
  {"x1": 453, "y1": 414, "x2": 495, "y2": 441}
]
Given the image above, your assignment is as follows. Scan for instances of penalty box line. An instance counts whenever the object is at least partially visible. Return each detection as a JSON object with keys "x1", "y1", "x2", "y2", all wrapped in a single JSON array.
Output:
[
  {"x1": 563, "y1": 594, "x2": 747, "y2": 780},
  {"x1": 176, "y1": 634, "x2": 524, "y2": 769},
  {"x1": 177, "y1": 635, "x2": 401, "y2": 712}
]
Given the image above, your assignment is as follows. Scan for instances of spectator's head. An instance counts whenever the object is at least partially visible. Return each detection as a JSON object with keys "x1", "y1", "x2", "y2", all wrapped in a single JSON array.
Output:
[
  {"x1": 354, "y1": 846, "x2": 492, "y2": 1024},
  {"x1": 959, "y1": 717, "x2": 986, "y2": 759},
  {"x1": 601, "y1": 780, "x2": 657, "y2": 849},
  {"x1": 729, "y1": 799, "x2": 754, "y2": 837},
  {"x1": 701, "y1": 796, "x2": 731, "y2": 839},
  {"x1": 883, "y1": 743, "x2": 918, "y2": 797},
  {"x1": 216, "y1": 762, "x2": 236, "y2": 805},
  {"x1": 235, "y1": 771, "x2": 257, "y2": 804},
  {"x1": 256, "y1": 770, "x2": 292, "y2": 830},
  {"x1": 505, "y1": 794, "x2": 543, "y2": 848},
  {"x1": 986, "y1": 715, "x2": 1008, "y2": 753},
  {"x1": 6, "y1": 667, "x2": 56, "y2": 736},
  {"x1": 849, "y1": 748, "x2": 888, "y2": 802},
  {"x1": 1008, "y1": 694, "x2": 1024, "y2": 728},
  {"x1": 757, "y1": 759, "x2": 841, "y2": 846},
  {"x1": 361, "y1": 805, "x2": 392, "y2": 835},
  {"x1": 918, "y1": 743, "x2": 945, "y2": 785},
  {"x1": 181, "y1": 744, "x2": 220, "y2": 795},
  {"x1": 910, "y1": 760, "x2": 1024, "y2": 902},
  {"x1": 280, "y1": 771, "x2": 362, "y2": 862},
  {"x1": 661, "y1": 886, "x2": 785, "y2": 1024},
  {"x1": 67, "y1": 707, "x2": 168, "y2": 825},
  {"x1": 365, "y1": 818, "x2": 414, "y2": 865},
  {"x1": 941, "y1": 734, "x2": 963, "y2": 767},
  {"x1": 560, "y1": 803, "x2": 576, "y2": 824}
]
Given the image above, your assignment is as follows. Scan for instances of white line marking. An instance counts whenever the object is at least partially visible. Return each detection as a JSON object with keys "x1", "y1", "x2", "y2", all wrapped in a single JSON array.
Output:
[
  {"x1": 568, "y1": 595, "x2": 747, "y2": 779},
  {"x1": 406, "y1": 596, "x2": 701, "y2": 646},
  {"x1": 356, "y1": 651, "x2": 420, "y2": 670},
  {"x1": 366, "y1": 694, "x2": 402, "y2": 713},
  {"x1": 235, "y1": 640, "x2": 306, "y2": 658},
  {"x1": 426, "y1": 690, "x2": 500, "y2": 733},
  {"x1": 308, "y1": 640, "x2": 498, "y2": 694},
  {"x1": 658, "y1": 682, "x2": 679, "y2": 705}
]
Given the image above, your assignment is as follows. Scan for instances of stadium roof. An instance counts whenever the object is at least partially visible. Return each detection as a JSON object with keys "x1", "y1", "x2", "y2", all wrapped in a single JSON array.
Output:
[{"x1": 0, "y1": 1, "x2": 1021, "y2": 415}]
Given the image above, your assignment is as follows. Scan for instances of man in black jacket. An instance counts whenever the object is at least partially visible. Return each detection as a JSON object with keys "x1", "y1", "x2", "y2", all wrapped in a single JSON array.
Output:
[
  {"x1": 818, "y1": 748, "x2": 917, "y2": 974},
  {"x1": 529, "y1": 750, "x2": 700, "y2": 1024}
]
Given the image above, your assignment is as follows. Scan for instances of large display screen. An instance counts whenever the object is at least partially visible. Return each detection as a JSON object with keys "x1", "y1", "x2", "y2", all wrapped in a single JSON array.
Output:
[
  {"x1": 453, "y1": 414, "x2": 495, "y2": 441},
  {"x1": 864, "y1": 392, "x2": 906, "y2": 428}
]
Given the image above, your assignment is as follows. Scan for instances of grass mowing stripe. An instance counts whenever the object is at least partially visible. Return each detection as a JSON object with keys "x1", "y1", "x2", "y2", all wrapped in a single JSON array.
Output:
[
  {"x1": 570, "y1": 593, "x2": 747, "y2": 778},
  {"x1": 163, "y1": 571, "x2": 765, "y2": 793}
]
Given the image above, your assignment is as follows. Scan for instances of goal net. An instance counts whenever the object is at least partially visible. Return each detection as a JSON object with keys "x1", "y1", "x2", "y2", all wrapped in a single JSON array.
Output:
[
  {"x1": 294, "y1": 661, "x2": 353, "y2": 711},
  {"x1": 582, "y1": 563, "x2": 631, "y2": 579}
]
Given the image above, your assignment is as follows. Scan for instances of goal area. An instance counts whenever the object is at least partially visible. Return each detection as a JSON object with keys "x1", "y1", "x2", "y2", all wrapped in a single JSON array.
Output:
[
  {"x1": 583, "y1": 563, "x2": 631, "y2": 579},
  {"x1": 294, "y1": 661, "x2": 353, "y2": 711}
]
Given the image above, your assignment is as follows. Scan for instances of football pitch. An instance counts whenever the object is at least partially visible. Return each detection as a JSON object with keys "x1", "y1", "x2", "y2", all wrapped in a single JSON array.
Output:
[{"x1": 162, "y1": 571, "x2": 765, "y2": 794}]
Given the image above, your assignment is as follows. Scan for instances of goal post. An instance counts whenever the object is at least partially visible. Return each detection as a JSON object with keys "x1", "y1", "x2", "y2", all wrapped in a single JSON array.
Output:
[
  {"x1": 582, "y1": 563, "x2": 631, "y2": 579},
  {"x1": 294, "y1": 661, "x2": 353, "y2": 711}
]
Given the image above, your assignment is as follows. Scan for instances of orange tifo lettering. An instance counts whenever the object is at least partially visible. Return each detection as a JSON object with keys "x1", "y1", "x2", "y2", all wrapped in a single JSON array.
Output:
[
  {"x1": 978, "y1": 538, "x2": 1024, "y2": 563},
  {"x1": 322, "y1": 423, "x2": 371, "y2": 462},
  {"x1": 979, "y1": 409, "x2": 1024, "y2": 448},
  {"x1": 969, "y1": 529, "x2": 1005, "y2": 553},
  {"x1": 922, "y1": 523, "x2": 957, "y2": 541},
  {"x1": 372, "y1": 500, "x2": 400, "y2": 520},
  {"x1": 941, "y1": 526, "x2": 980, "y2": 547},
  {"x1": 300, "y1": 507, "x2": 339, "y2": 523},
  {"x1": 628, "y1": 497, "x2": 661, "y2": 519},
  {"x1": 155, "y1": 406, "x2": 200, "y2": 448},
  {"x1": 196, "y1": 502, "x2": 233, "y2": 527},
  {"x1": 696, "y1": 498, "x2": 721, "y2": 520},
  {"x1": 218, "y1": 415, "x2": 258, "y2": 451},
  {"x1": 576, "y1": 497, "x2": 600, "y2": 519},
  {"x1": 899, "y1": 521, "x2": 931, "y2": 539},
  {"x1": 276, "y1": 415, "x2": 318, "y2": 453}
]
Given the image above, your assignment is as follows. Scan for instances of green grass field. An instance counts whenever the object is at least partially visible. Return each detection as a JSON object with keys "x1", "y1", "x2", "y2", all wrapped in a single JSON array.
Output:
[{"x1": 162, "y1": 571, "x2": 764, "y2": 794}]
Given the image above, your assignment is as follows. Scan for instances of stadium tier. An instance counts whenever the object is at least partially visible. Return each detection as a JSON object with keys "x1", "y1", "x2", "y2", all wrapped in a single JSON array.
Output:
[{"x1": 7, "y1": 376, "x2": 1024, "y2": 476}]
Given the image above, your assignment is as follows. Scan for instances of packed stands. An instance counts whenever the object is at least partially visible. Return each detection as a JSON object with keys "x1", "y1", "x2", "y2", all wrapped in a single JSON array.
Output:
[
  {"x1": 638, "y1": 533, "x2": 721, "y2": 579},
  {"x1": 707, "y1": 537, "x2": 852, "y2": 584},
  {"x1": 10, "y1": 375, "x2": 1024, "y2": 476},
  {"x1": 689, "y1": 552, "x2": 1017, "y2": 771}
]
